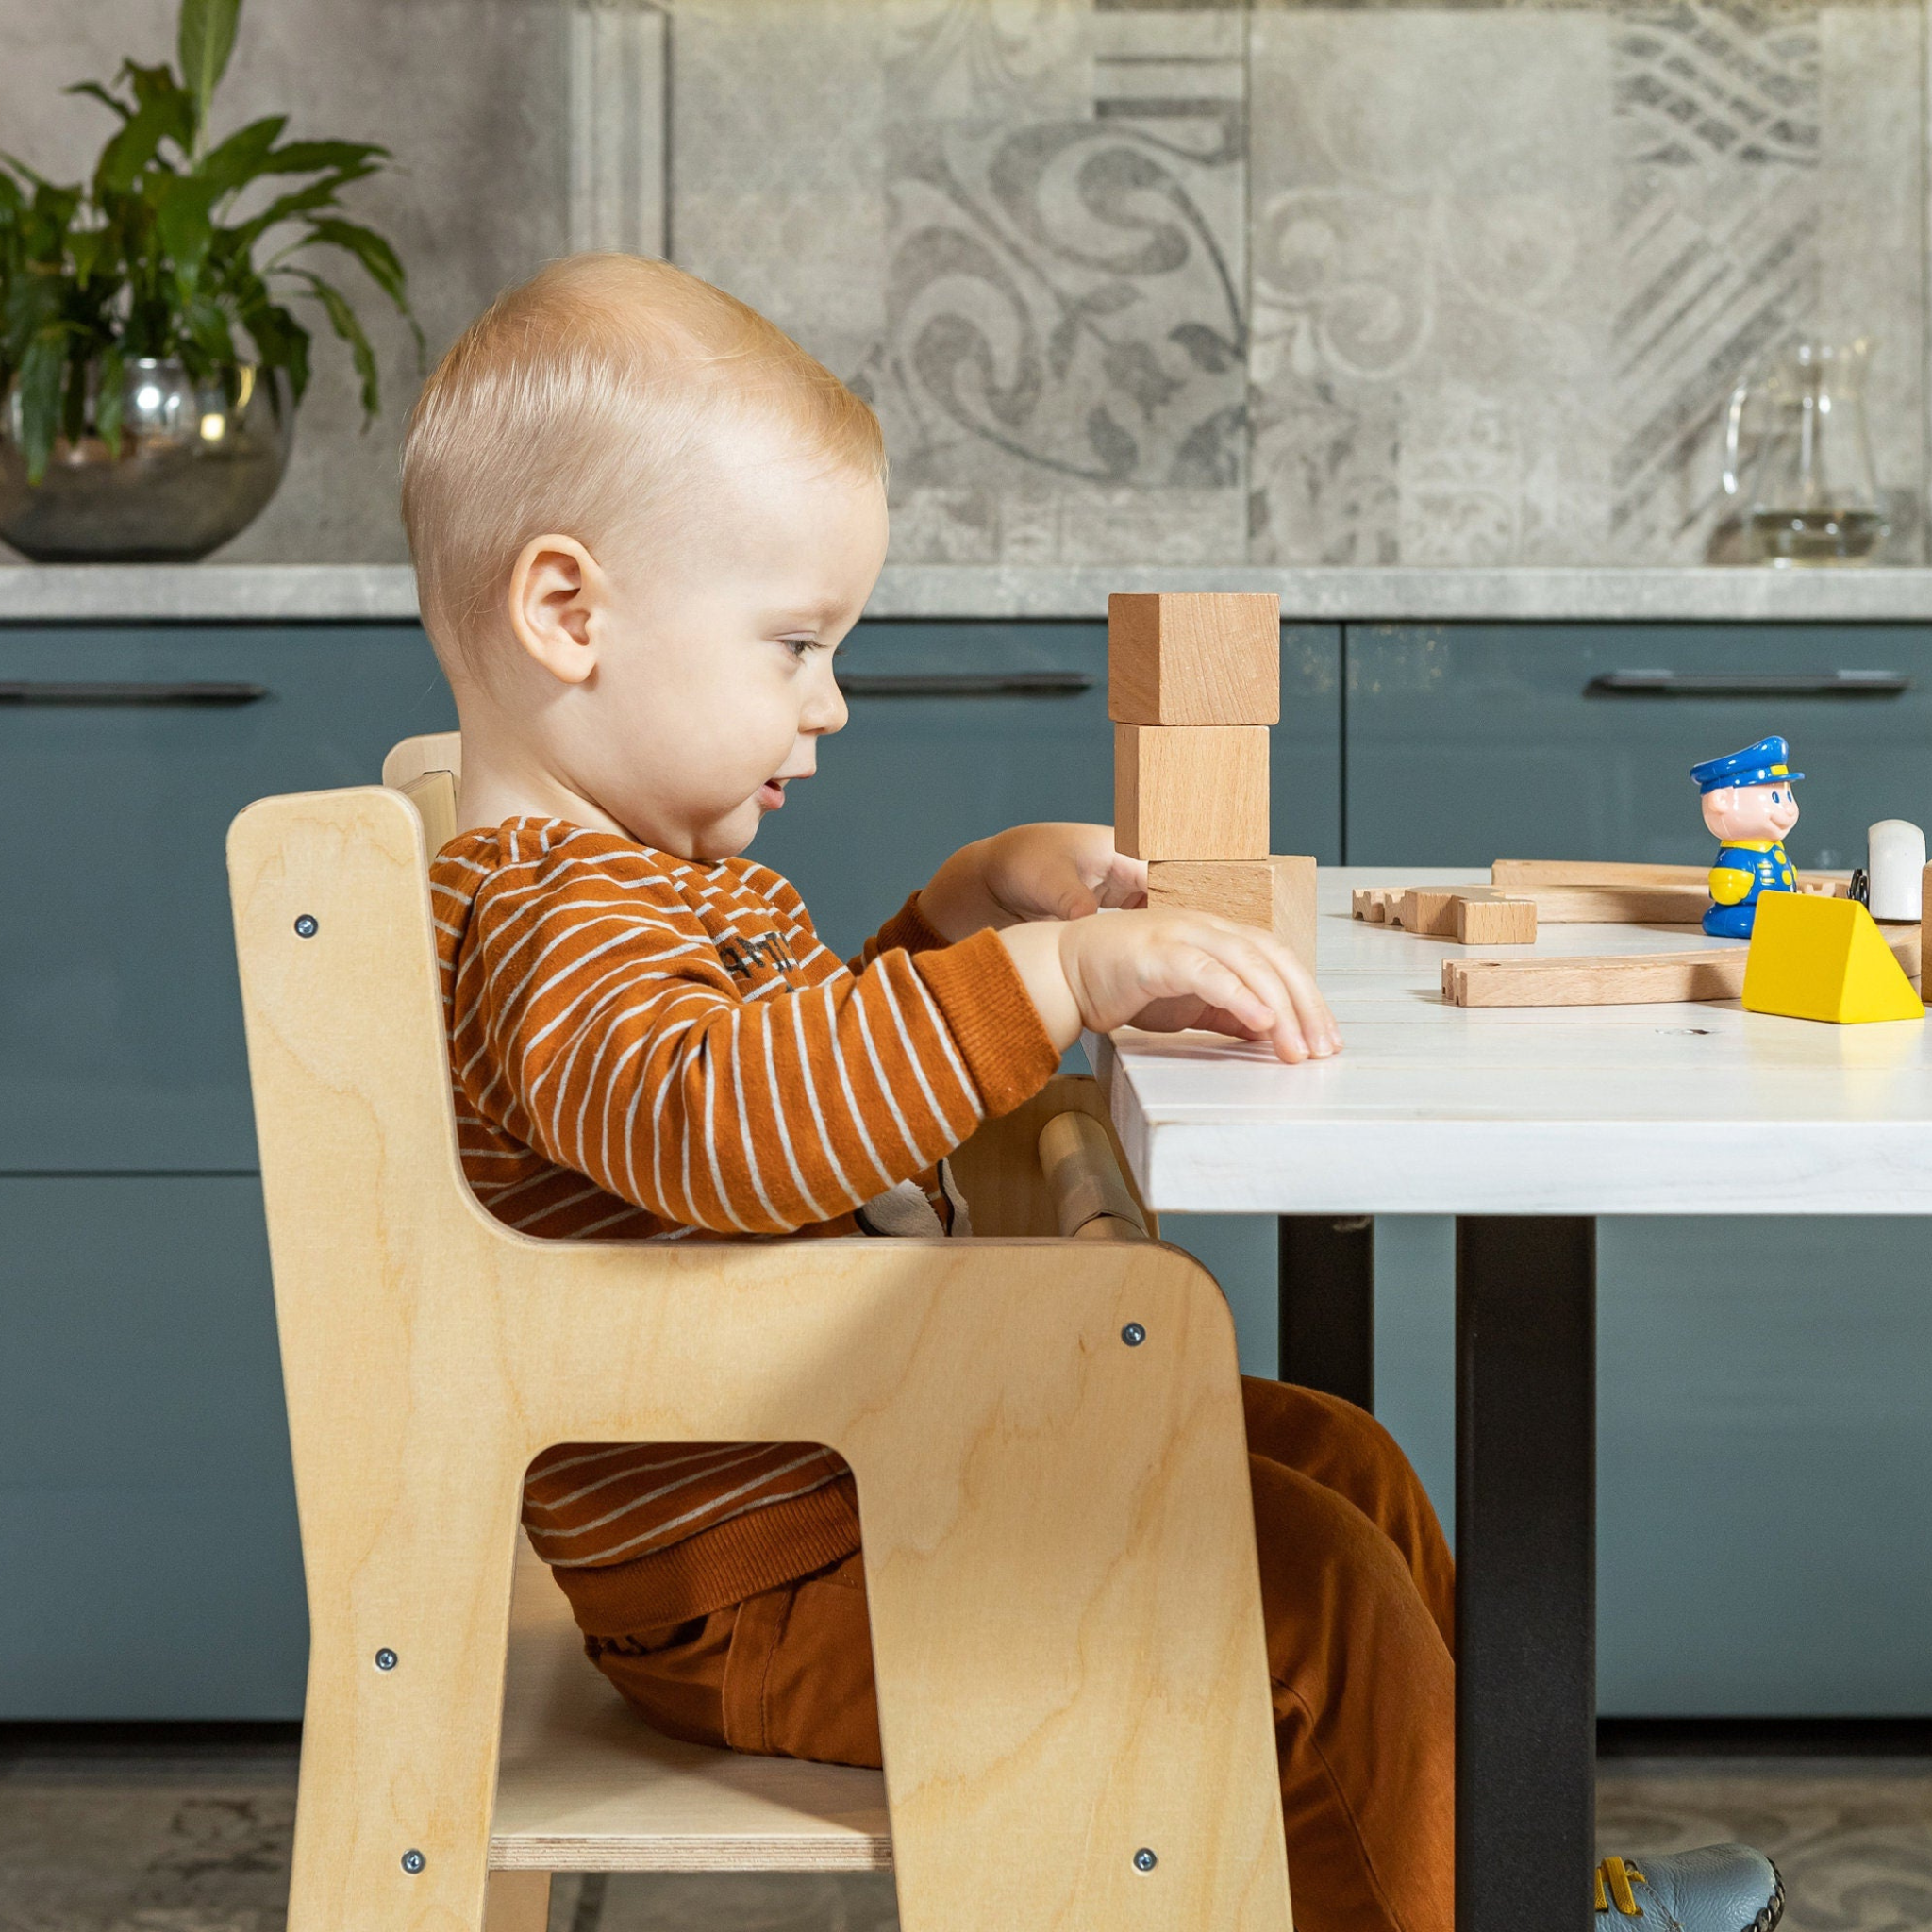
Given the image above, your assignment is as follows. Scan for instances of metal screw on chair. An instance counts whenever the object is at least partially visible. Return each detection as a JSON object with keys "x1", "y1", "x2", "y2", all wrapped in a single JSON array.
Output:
[
  {"x1": 375, "y1": 1648, "x2": 398, "y2": 1672},
  {"x1": 1133, "y1": 1847, "x2": 1158, "y2": 1872},
  {"x1": 293, "y1": 914, "x2": 318, "y2": 938},
  {"x1": 401, "y1": 1850, "x2": 425, "y2": 1874},
  {"x1": 1121, "y1": 1323, "x2": 1146, "y2": 1347}
]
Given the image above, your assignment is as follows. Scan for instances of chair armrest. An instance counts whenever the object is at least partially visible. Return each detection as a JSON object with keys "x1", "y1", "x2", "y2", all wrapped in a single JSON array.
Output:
[
  {"x1": 514, "y1": 1231, "x2": 1277, "y2": 1925},
  {"x1": 948, "y1": 1073, "x2": 1157, "y2": 1237}
]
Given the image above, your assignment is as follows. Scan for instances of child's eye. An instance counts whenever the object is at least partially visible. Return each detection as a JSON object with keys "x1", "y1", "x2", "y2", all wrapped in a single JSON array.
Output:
[{"x1": 779, "y1": 636, "x2": 820, "y2": 659}]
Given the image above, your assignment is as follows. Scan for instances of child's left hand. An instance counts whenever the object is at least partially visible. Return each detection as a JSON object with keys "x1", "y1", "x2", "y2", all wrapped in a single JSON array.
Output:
[{"x1": 919, "y1": 824, "x2": 1146, "y2": 938}]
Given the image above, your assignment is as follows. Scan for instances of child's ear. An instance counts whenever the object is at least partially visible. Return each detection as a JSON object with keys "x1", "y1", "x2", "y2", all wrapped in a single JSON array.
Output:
[{"x1": 507, "y1": 534, "x2": 605, "y2": 686}]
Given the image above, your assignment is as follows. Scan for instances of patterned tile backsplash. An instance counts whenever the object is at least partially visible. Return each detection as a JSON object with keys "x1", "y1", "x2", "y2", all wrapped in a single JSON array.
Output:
[
  {"x1": 4, "y1": 0, "x2": 1920, "y2": 564},
  {"x1": 655, "y1": 0, "x2": 1930, "y2": 568}
]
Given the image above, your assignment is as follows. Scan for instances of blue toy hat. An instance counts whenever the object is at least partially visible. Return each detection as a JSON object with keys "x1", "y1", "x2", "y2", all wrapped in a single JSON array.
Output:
[{"x1": 1690, "y1": 736, "x2": 1804, "y2": 794}]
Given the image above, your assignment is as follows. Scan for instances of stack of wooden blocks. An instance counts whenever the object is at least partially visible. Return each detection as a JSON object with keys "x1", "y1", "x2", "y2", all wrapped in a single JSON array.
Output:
[{"x1": 1109, "y1": 591, "x2": 1317, "y2": 968}]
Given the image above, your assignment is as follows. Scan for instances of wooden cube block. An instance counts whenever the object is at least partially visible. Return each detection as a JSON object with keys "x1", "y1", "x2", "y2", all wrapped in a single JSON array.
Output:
[
  {"x1": 1108, "y1": 592, "x2": 1281, "y2": 725},
  {"x1": 1148, "y1": 856, "x2": 1318, "y2": 968},
  {"x1": 1394, "y1": 888, "x2": 1464, "y2": 936},
  {"x1": 1114, "y1": 724, "x2": 1269, "y2": 860},
  {"x1": 1453, "y1": 895, "x2": 1537, "y2": 945}
]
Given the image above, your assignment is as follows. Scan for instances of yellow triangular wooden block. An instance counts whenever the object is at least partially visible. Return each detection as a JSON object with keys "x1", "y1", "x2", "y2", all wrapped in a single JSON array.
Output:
[{"x1": 1741, "y1": 891, "x2": 1925, "y2": 1024}]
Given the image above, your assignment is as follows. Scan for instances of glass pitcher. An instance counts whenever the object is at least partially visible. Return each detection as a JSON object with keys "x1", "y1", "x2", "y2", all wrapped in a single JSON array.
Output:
[{"x1": 1722, "y1": 338, "x2": 1887, "y2": 566}]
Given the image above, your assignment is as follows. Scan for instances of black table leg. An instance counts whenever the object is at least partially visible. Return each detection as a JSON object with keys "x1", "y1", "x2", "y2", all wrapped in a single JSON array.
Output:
[
  {"x1": 1456, "y1": 1215, "x2": 1596, "y2": 1932},
  {"x1": 1277, "y1": 1214, "x2": 1374, "y2": 1408}
]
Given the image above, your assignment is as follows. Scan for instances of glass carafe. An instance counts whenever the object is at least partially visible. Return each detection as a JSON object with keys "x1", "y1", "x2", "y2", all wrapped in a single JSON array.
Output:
[{"x1": 1722, "y1": 338, "x2": 1887, "y2": 566}]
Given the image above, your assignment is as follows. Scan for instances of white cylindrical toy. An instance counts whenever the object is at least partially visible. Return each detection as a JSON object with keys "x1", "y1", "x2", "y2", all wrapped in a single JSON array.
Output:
[{"x1": 1866, "y1": 819, "x2": 1926, "y2": 921}]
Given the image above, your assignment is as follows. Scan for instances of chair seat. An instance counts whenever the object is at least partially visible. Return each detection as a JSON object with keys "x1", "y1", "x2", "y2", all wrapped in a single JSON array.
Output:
[{"x1": 490, "y1": 1536, "x2": 892, "y2": 1873}]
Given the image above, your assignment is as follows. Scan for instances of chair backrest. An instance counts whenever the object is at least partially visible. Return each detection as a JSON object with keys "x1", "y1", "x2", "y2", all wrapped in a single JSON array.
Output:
[
  {"x1": 383, "y1": 730, "x2": 461, "y2": 855},
  {"x1": 382, "y1": 729, "x2": 463, "y2": 791}
]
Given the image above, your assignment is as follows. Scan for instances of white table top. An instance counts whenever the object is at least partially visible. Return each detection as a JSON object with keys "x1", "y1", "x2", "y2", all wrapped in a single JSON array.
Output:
[{"x1": 1095, "y1": 869, "x2": 1932, "y2": 1217}]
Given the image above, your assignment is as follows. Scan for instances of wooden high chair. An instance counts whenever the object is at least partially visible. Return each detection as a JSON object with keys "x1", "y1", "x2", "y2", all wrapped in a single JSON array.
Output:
[{"x1": 225, "y1": 731, "x2": 1291, "y2": 1932}]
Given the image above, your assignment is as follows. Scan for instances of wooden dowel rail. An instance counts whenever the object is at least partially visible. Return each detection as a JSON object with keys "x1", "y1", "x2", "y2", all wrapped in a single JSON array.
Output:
[{"x1": 1038, "y1": 1110, "x2": 1149, "y2": 1241}]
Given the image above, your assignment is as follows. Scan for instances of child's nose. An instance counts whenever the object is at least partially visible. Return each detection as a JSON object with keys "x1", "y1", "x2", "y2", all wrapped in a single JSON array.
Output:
[{"x1": 805, "y1": 672, "x2": 848, "y2": 735}]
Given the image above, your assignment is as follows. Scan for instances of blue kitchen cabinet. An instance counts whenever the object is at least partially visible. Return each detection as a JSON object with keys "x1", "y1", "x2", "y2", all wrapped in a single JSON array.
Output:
[
  {"x1": 1351, "y1": 624, "x2": 1932, "y2": 1713},
  {"x1": 1345, "y1": 623, "x2": 1932, "y2": 871},
  {"x1": 0, "y1": 1174, "x2": 305, "y2": 1717},
  {"x1": 0, "y1": 625, "x2": 455, "y2": 1172}
]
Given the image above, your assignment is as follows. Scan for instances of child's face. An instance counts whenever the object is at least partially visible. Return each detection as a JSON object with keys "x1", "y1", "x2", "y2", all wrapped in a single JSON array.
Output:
[{"x1": 560, "y1": 423, "x2": 888, "y2": 861}]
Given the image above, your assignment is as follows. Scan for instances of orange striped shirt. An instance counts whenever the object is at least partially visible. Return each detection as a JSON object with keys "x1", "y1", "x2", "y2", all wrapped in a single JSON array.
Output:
[{"x1": 430, "y1": 817, "x2": 1057, "y2": 1618}]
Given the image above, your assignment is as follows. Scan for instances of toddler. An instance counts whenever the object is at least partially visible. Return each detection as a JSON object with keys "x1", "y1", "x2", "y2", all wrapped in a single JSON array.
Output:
[{"x1": 400, "y1": 254, "x2": 1780, "y2": 1932}]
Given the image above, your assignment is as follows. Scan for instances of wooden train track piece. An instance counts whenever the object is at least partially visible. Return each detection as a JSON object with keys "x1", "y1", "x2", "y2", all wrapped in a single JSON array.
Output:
[
  {"x1": 1525, "y1": 884, "x2": 1710, "y2": 924},
  {"x1": 1491, "y1": 859, "x2": 1849, "y2": 899},
  {"x1": 1397, "y1": 887, "x2": 1537, "y2": 942},
  {"x1": 1351, "y1": 884, "x2": 1539, "y2": 941},
  {"x1": 1441, "y1": 923, "x2": 1921, "y2": 1008}
]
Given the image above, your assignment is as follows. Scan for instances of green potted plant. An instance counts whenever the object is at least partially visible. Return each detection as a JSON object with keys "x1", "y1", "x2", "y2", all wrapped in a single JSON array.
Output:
[{"x1": 0, "y1": 0, "x2": 421, "y2": 561}]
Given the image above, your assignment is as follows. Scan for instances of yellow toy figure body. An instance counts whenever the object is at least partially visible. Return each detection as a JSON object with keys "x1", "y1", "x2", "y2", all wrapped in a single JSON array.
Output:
[{"x1": 1690, "y1": 736, "x2": 1802, "y2": 938}]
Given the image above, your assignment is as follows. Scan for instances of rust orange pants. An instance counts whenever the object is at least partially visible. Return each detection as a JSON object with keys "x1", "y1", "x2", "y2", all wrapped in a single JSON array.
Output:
[{"x1": 572, "y1": 1379, "x2": 1456, "y2": 1932}]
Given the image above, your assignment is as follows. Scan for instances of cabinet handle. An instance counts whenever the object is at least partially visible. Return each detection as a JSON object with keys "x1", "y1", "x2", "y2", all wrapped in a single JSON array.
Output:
[
  {"x1": 0, "y1": 680, "x2": 272, "y2": 706},
  {"x1": 839, "y1": 671, "x2": 1094, "y2": 699},
  {"x1": 1586, "y1": 670, "x2": 1909, "y2": 699}
]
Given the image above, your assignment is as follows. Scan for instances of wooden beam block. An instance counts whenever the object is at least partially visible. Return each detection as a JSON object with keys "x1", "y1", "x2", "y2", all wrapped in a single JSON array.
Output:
[
  {"x1": 1114, "y1": 723, "x2": 1269, "y2": 860},
  {"x1": 1108, "y1": 592, "x2": 1281, "y2": 725},
  {"x1": 1149, "y1": 856, "x2": 1318, "y2": 967},
  {"x1": 1454, "y1": 896, "x2": 1538, "y2": 944},
  {"x1": 1530, "y1": 885, "x2": 1710, "y2": 924},
  {"x1": 1441, "y1": 950, "x2": 1749, "y2": 1008},
  {"x1": 1442, "y1": 924, "x2": 1921, "y2": 1007}
]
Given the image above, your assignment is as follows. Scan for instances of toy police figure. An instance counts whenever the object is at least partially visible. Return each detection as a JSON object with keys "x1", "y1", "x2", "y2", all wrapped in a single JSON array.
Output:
[{"x1": 1690, "y1": 736, "x2": 1802, "y2": 938}]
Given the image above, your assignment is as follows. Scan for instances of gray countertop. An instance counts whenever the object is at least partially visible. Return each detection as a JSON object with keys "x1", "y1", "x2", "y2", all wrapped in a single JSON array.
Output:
[{"x1": 10, "y1": 561, "x2": 1932, "y2": 625}]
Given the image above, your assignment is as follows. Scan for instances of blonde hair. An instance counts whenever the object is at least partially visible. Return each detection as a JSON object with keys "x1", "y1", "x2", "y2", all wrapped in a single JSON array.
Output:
[{"x1": 400, "y1": 253, "x2": 885, "y2": 668}]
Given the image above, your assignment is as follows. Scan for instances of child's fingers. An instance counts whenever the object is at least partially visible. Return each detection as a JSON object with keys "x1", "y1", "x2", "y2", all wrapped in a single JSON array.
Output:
[
  {"x1": 1159, "y1": 948, "x2": 1280, "y2": 1040},
  {"x1": 1191, "y1": 916, "x2": 1340, "y2": 1056},
  {"x1": 1138, "y1": 926, "x2": 1308, "y2": 1060},
  {"x1": 1096, "y1": 854, "x2": 1149, "y2": 906},
  {"x1": 1161, "y1": 922, "x2": 1338, "y2": 1062}
]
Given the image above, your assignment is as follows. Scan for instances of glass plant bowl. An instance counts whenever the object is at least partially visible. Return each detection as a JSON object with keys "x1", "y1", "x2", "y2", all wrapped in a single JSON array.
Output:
[{"x1": 0, "y1": 356, "x2": 292, "y2": 562}]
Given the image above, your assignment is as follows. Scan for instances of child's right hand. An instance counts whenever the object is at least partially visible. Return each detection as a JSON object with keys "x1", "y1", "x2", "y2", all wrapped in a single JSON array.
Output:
[{"x1": 999, "y1": 908, "x2": 1341, "y2": 1065}]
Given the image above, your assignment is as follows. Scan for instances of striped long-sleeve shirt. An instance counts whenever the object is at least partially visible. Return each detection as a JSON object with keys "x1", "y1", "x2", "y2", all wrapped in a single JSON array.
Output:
[{"x1": 430, "y1": 817, "x2": 1058, "y2": 1621}]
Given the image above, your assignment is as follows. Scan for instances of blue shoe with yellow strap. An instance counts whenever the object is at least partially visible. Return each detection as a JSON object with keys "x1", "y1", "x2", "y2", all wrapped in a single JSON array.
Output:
[{"x1": 1595, "y1": 1845, "x2": 1785, "y2": 1932}]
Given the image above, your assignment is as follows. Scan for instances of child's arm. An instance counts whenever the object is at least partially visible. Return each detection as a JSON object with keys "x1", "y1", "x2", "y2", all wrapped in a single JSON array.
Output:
[
  {"x1": 917, "y1": 824, "x2": 1146, "y2": 937},
  {"x1": 460, "y1": 867, "x2": 1057, "y2": 1236},
  {"x1": 912, "y1": 822, "x2": 1338, "y2": 1062}
]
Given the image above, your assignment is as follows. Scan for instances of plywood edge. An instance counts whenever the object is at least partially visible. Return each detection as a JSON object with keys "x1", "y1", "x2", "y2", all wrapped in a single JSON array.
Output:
[
  {"x1": 382, "y1": 729, "x2": 465, "y2": 791},
  {"x1": 487, "y1": 1833, "x2": 892, "y2": 1874}
]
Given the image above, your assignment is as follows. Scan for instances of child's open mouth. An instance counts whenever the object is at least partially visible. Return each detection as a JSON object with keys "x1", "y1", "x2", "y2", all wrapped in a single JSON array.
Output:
[{"x1": 758, "y1": 779, "x2": 788, "y2": 810}]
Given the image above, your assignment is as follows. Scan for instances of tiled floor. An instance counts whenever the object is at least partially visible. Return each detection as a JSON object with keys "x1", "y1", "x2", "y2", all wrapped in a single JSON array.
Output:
[
  {"x1": 4, "y1": 1731, "x2": 1928, "y2": 1932},
  {"x1": 1596, "y1": 1761, "x2": 1932, "y2": 1932}
]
